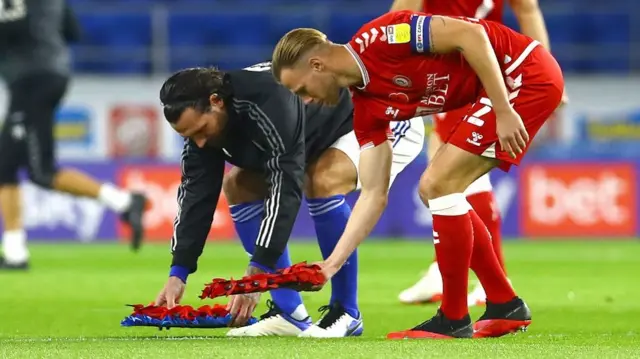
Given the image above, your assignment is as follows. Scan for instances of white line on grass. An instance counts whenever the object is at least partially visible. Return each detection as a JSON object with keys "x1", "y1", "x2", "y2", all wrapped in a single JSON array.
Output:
[{"x1": 1, "y1": 336, "x2": 227, "y2": 343}]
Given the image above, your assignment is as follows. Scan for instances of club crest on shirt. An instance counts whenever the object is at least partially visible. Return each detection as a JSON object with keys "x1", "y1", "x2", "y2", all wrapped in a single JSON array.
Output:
[{"x1": 393, "y1": 75, "x2": 412, "y2": 88}]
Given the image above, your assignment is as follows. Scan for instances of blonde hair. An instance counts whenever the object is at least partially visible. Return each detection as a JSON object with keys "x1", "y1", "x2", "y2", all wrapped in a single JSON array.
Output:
[{"x1": 272, "y1": 28, "x2": 328, "y2": 81}]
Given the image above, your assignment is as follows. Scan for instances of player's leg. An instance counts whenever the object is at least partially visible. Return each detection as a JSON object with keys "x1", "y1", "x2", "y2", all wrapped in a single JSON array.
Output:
[
  {"x1": 300, "y1": 146, "x2": 362, "y2": 338},
  {"x1": 223, "y1": 166, "x2": 311, "y2": 337},
  {"x1": 466, "y1": 52, "x2": 563, "y2": 337},
  {"x1": 18, "y1": 71, "x2": 147, "y2": 250},
  {"x1": 389, "y1": 71, "x2": 564, "y2": 339},
  {"x1": 398, "y1": 125, "x2": 444, "y2": 304},
  {"x1": 463, "y1": 173, "x2": 506, "y2": 306},
  {"x1": 301, "y1": 117, "x2": 424, "y2": 338},
  {"x1": 465, "y1": 175, "x2": 504, "y2": 272},
  {"x1": 388, "y1": 143, "x2": 521, "y2": 339},
  {"x1": 399, "y1": 109, "x2": 507, "y2": 307},
  {"x1": 0, "y1": 105, "x2": 29, "y2": 269}
]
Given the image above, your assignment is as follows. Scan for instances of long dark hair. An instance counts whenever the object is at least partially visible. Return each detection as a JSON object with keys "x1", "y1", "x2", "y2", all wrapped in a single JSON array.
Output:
[{"x1": 159, "y1": 67, "x2": 233, "y2": 124}]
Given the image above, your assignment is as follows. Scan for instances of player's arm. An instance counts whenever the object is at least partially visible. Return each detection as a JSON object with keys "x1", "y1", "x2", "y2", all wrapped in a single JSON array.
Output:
[
  {"x1": 325, "y1": 110, "x2": 392, "y2": 271},
  {"x1": 389, "y1": 0, "x2": 423, "y2": 12},
  {"x1": 325, "y1": 142, "x2": 392, "y2": 270},
  {"x1": 169, "y1": 139, "x2": 226, "y2": 282},
  {"x1": 416, "y1": 15, "x2": 513, "y2": 114},
  {"x1": 248, "y1": 92, "x2": 305, "y2": 272},
  {"x1": 508, "y1": 0, "x2": 550, "y2": 50}
]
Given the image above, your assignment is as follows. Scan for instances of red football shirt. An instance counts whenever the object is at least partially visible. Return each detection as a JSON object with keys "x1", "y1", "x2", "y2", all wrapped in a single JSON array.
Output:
[
  {"x1": 422, "y1": 0, "x2": 505, "y2": 22},
  {"x1": 345, "y1": 10, "x2": 539, "y2": 148}
]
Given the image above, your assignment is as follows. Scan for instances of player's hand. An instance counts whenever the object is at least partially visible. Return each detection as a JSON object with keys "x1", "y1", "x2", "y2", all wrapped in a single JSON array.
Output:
[
  {"x1": 496, "y1": 108, "x2": 529, "y2": 159},
  {"x1": 226, "y1": 264, "x2": 264, "y2": 327},
  {"x1": 227, "y1": 292, "x2": 261, "y2": 327},
  {"x1": 154, "y1": 276, "x2": 185, "y2": 309},
  {"x1": 309, "y1": 261, "x2": 338, "y2": 291}
]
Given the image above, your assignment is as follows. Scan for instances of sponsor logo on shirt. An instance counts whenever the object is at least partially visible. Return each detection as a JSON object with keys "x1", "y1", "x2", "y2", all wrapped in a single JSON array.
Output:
[
  {"x1": 385, "y1": 106, "x2": 400, "y2": 119},
  {"x1": 413, "y1": 73, "x2": 451, "y2": 116},
  {"x1": 389, "y1": 92, "x2": 410, "y2": 103}
]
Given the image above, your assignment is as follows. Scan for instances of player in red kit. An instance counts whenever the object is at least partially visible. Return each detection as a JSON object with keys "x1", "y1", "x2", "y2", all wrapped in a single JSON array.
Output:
[
  {"x1": 391, "y1": 0, "x2": 506, "y2": 22},
  {"x1": 391, "y1": 0, "x2": 560, "y2": 307},
  {"x1": 272, "y1": 11, "x2": 563, "y2": 338}
]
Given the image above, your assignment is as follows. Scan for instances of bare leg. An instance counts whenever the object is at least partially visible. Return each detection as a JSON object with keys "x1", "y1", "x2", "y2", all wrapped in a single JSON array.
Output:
[
  {"x1": 0, "y1": 185, "x2": 22, "y2": 231},
  {"x1": 0, "y1": 185, "x2": 28, "y2": 265},
  {"x1": 53, "y1": 169, "x2": 102, "y2": 198}
]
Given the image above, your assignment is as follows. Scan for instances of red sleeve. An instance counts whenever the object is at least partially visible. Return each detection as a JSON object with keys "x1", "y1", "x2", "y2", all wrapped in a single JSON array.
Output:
[
  {"x1": 346, "y1": 11, "x2": 414, "y2": 64},
  {"x1": 353, "y1": 99, "x2": 394, "y2": 149}
]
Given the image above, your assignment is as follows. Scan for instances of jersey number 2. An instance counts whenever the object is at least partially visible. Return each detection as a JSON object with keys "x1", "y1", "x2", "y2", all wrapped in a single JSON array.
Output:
[{"x1": 466, "y1": 98, "x2": 492, "y2": 127}]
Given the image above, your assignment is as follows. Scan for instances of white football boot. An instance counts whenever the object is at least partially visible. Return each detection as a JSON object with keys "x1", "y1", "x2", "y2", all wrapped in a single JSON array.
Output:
[
  {"x1": 467, "y1": 281, "x2": 487, "y2": 307},
  {"x1": 398, "y1": 262, "x2": 444, "y2": 304},
  {"x1": 468, "y1": 278, "x2": 513, "y2": 307},
  {"x1": 226, "y1": 300, "x2": 312, "y2": 337},
  {"x1": 299, "y1": 303, "x2": 363, "y2": 338}
]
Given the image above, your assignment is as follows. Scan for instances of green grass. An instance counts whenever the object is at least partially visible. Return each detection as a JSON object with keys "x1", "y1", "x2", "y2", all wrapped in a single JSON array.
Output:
[{"x1": 1, "y1": 240, "x2": 639, "y2": 358}]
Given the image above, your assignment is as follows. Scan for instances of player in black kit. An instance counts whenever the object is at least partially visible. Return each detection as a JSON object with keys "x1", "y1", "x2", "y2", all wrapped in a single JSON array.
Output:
[
  {"x1": 0, "y1": 0, "x2": 146, "y2": 270},
  {"x1": 153, "y1": 63, "x2": 425, "y2": 338}
]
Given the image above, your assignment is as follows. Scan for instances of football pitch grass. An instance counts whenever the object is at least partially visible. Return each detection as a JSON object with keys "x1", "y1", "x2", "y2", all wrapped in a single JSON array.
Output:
[{"x1": 1, "y1": 240, "x2": 639, "y2": 358}]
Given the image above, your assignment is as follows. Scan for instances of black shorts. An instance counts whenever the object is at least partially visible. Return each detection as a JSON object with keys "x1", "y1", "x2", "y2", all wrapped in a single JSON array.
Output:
[
  {"x1": 303, "y1": 88, "x2": 354, "y2": 165},
  {"x1": 0, "y1": 71, "x2": 68, "y2": 185}
]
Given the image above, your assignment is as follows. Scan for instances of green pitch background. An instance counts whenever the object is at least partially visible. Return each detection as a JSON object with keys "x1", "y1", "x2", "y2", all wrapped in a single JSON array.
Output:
[{"x1": 1, "y1": 240, "x2": 639, "y2": 358}]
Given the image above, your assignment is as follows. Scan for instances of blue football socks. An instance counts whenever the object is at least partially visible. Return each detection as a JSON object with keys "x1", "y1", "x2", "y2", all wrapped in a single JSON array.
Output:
[
  {"x1": 230, "y1": 201, "x2": 308, "y2": 321},
  {"x1": 308, "y1": 195, "x2": 360, "y2": 318}
]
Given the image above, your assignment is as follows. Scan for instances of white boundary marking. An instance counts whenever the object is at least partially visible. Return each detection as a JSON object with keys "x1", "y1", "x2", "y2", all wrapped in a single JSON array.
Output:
[{"x1": 0, "y1": 336, "x2": 228, "y2": 343}]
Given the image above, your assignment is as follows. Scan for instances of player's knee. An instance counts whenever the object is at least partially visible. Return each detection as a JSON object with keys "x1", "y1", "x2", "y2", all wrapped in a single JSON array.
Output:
[
  {"x1": 222, "y1": 168, "x2": 245, "y2": 205},
  {"x1": 222, "y1": 167, "x2": 266, "y2": 205},
  {"x1": 419, "y1": 170, "x2": 453, "y2": 202},
  {"x1": 304, "y1": 149, "x2": 357, "y2": 199},
  {"x1": 27, "y1": 168, "x2": 57, "y2": 189},
  {"x1": 305, "y1": 170, "x2": 349, "y2": 199},
  {"x1": 418, "y1": 174, "x2": 431, "y2": 205}
]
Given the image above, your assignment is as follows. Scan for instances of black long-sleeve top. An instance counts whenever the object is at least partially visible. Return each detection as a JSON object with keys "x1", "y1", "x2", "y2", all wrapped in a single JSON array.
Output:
[{"x1": 170, "y1": 65, "x2": 353, "y2": 273}]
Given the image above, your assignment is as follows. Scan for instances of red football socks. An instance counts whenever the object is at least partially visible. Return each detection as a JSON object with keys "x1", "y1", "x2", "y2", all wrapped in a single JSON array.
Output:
[
  {"x1": 431, "y1": 190, "x2": 506, "y2": 273},
  {"x1": 466, "y1": 191, "x2": 506, "y2": 273},
  {"x1": 429, "y1": 194, "x2": 473, "y2": 320},
  {"x1": 468, "y1": 209, "x2": 516, "y2": 304}
]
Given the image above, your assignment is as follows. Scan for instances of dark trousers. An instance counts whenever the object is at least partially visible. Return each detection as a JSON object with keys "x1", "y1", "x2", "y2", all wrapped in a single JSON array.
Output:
[{"x1": 0, "y1": 71, "x2": 68, "y2": 187}]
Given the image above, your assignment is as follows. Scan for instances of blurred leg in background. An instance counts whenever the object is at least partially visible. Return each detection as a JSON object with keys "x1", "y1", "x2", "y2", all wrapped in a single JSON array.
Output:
[{"x1": 0, "y1": 71, "x2": 147, "y2": 269}]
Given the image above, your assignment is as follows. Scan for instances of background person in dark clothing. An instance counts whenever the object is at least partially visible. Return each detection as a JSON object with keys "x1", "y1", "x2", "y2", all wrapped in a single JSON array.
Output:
[{"x1": 0, "y1": 0, "x2": 147, "y2": 269}]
